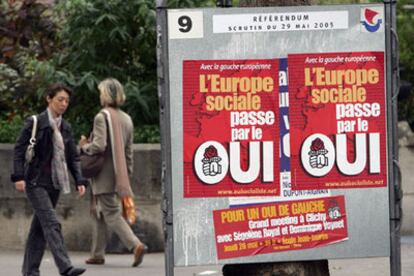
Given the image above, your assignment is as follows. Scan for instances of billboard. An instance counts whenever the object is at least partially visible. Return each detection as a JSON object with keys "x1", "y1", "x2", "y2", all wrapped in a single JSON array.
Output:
[{"x1": 165, "y1": 4, "x2": 389, "y2": 267}]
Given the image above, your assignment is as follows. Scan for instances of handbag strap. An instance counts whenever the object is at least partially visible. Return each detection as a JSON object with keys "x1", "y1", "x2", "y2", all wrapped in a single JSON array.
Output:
[
  {"x1": 101, "y1": 109, "x2": 111, "y2": 143},
  {"x1": 29, "y1": 115, "x2": 38, "y2": 146}
]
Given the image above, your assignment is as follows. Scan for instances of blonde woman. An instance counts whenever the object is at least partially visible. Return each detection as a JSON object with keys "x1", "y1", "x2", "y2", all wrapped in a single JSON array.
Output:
[{"x1": 79, "y1": 78, "x2": 146, "y2": 267}]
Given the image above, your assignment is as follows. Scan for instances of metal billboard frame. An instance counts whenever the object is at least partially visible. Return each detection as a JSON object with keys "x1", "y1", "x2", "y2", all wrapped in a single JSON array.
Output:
[
  {"x1": 384, "y1": 0, "x2": 402, "y2": 275},
  {"x1": 157, "y1": 1, "x2": 401, "y2": 276}
]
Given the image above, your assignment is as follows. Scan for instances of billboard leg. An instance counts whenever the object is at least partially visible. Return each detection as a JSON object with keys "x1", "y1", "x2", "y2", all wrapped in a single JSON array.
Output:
[
  {"x1": 384, "y1": 0, "x2": 402, "y2": 275},
  {"x1": 223, "y1": 260, "x2": 330, "y2": 276},
  {"x1": 157, "y1": 1, "x2": 174, "y2": 276}
]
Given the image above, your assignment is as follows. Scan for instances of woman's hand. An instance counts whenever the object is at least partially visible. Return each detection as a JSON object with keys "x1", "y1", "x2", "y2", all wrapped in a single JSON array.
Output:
[
  {"x1": 77, "y1": 185, "x2": 86, "y2": 197},
  {"x1": 79, "y1": 135, "x2": 88, "y2": 147},
  {"x1": 15, "y1": 180, "x2": 26, "y2": 192}
]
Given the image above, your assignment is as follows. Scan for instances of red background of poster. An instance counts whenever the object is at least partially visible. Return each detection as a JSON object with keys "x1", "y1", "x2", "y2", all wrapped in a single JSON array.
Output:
[
  {"x1": 213, "y1": 196, "x2": 348, "y2": 260},
  {"x1": 288, "y1": 52, "x2": 387, "y2": 190},
  {"x1": 183, "y1": 59, "x2": 280, "y2": 197}
]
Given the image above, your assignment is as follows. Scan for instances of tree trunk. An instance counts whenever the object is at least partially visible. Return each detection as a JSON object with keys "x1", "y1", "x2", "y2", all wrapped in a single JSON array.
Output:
[
  {"x1": 239, "y1": 0, "x2": 316, "y2": 7},
  {"x1": 223, "y1": 0, "x2": 329, "y2": 275},
  {"x1": 222, "y1": 260, "x2": 329, "y2": 276}
]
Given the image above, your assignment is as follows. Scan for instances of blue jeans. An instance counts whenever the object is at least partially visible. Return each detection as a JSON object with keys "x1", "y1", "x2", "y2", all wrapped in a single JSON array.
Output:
[{"x1": 22, "y1": 184, "x2": 72, "y2": 276}]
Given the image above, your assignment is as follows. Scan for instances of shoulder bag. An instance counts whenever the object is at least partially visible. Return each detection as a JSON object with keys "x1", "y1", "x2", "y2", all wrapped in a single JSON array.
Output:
[
  {"x1": 25, "y1": 115, "x2": 38, "y2": 164},
  {"x1": 80, "y1": 112, "x2": 108, "y2": 178}
]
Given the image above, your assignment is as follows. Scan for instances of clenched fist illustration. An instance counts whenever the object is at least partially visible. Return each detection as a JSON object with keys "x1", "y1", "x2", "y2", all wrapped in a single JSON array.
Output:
[
  {"x1": 309, "y1": 138, "x2": 329, "y2": 169},
  {"x1": 202, "y1": 145, "x2": 222, "y2": 176}
]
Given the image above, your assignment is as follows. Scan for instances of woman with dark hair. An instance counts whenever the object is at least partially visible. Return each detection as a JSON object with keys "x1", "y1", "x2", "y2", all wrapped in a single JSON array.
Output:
[
  {"x1": 11, "y1": 83, "x2": 87, "y2": 276},
  {"x1": 79, "y1": 78, "x2": 146, "y2": 267}
]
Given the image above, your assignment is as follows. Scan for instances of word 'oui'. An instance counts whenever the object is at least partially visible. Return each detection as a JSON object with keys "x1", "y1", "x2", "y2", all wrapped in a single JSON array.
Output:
[{"x1": 301, "y1": 133, "x2": 380, "y2": 177}]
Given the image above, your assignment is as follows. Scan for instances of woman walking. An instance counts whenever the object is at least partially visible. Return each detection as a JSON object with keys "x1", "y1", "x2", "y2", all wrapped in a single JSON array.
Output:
[
  {"x1": 79, "y1": 78, "x2": 146, "y2": 267},
  {"x1": 11, "y1": 83, "x2": 87, "y2": 276}
]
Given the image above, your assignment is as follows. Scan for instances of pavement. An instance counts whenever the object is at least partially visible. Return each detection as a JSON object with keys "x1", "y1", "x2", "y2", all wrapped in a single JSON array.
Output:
[{"x1": 1, "y1": 236, "x2": 414, "y2": 276}]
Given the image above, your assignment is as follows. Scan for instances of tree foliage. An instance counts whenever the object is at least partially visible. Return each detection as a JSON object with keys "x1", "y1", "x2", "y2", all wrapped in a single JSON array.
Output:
[
  {"x1": 52, "y1": 0, "x2": 159, "y2": 136},
  {"x1": 0, "y1": 1, "x2": 140, "y2": 141},
  {"x1": 0, "y1": 0, "x2": 58, "y2": 120},
  {"x1": 0, "y1": 0, "x2": 216, "y2": 143},
  {"x1": 0, "y1": 0, "x2": 413, "y2": 143}
]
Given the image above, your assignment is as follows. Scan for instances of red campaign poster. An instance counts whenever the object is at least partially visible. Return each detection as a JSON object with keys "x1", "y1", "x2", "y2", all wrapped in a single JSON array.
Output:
[
  {"x1": 183, "y1": 60, "x2": 280, "y2": 197},
  {"x1": 288, "y1": 52, "x2": 387, "y2": 190},
  {"x1": 213, "y1": 196, "x2": 348, "y2": 260}
]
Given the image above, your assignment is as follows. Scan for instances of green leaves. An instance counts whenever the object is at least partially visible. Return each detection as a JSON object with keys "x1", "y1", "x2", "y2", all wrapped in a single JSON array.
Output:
[
  {"x1": 47, "y1": 0, "x2": 164, "y2": 142},
  {"x1": 0, "y1": 0, "x2": 212, "y2": 143},
  {"x1": 134, "y1": 125, "x2": 160, "y2": 143},
  {"x1": 0, "y1": 115, "x2": 24, "y2": 143},
  {"x1": 95, "y1": 13, "x2": 119, "y2": 25}
]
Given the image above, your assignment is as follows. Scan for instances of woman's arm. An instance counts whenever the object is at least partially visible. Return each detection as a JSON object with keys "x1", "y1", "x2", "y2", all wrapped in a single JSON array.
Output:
[
  {"x1": 81, "y1": 112, "x2": 108, "y2": 155},
  {"x1": 10, "y1": 117, "x2": 34, "y2": 182}
]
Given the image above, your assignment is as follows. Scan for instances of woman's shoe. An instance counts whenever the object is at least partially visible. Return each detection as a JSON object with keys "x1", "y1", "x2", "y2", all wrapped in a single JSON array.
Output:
[
  {"x1": 132, "y1": 243, "x2": 148, "y2": 267},
  {"x1": 85, "y1": 257, "x2": 105, "y2": 265},
  {"x1": 62, "y1": 267, "x2": 86, "y2": 276}
]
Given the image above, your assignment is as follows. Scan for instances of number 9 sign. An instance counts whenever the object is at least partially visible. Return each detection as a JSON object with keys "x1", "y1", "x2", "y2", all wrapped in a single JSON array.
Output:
[{"x1": 168, "y1": 11, "x2": 204, "y2": 39}]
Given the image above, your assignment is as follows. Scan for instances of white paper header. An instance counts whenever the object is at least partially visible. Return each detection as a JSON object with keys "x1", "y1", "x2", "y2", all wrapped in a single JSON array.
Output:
[{"x1": 213, "y1": 11, "x2": 348, "y2": 33}]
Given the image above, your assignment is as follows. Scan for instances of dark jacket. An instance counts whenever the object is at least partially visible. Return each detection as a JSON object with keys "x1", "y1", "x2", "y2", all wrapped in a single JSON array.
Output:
[{"x1": 10, "y1": 110, "x2": 87, "y2": 188}]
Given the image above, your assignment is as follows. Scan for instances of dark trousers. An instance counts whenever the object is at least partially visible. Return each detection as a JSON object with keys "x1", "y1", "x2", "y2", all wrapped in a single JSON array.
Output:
[{"x1": 22, "y1": 184, "x2": 72, "y2": 276}]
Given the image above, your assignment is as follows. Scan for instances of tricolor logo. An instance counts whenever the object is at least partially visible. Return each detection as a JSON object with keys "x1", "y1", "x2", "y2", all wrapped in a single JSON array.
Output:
[{"x1": 360, "y1": 7, "x2": 383, "y2": 33}]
